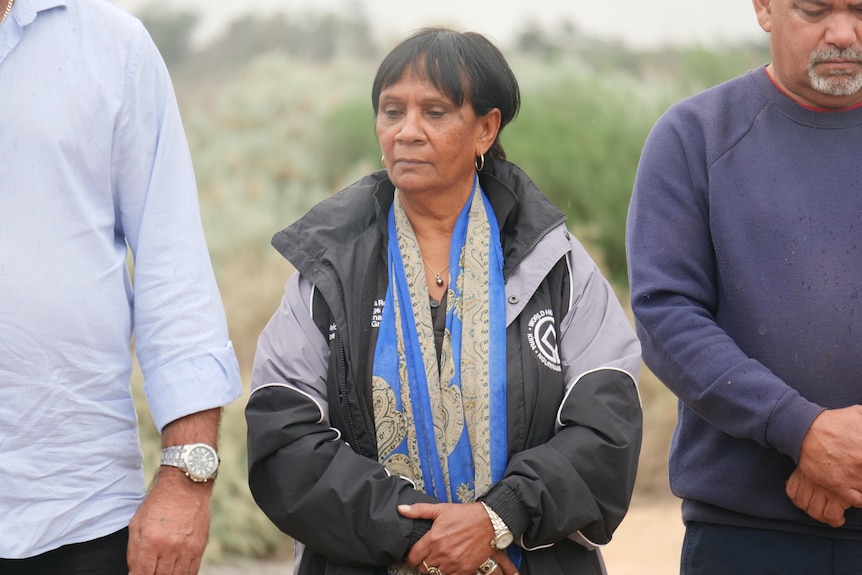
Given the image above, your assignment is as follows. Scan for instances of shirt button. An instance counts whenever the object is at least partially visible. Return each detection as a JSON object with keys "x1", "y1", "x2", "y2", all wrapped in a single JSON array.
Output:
[{"x1": 508, "y1": 295, "x2": 519, "y2": 304}]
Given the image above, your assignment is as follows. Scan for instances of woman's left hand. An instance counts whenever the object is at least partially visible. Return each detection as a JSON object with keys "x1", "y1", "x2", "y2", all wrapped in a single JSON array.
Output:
[{"x1": 399, "y1": 502, "x2": 519, "y2": 575}]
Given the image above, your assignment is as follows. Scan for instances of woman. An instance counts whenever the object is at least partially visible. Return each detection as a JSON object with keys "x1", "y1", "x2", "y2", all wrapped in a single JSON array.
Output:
[{"x1": 246, "y1": 28, "x2": 642, "y2": 575}]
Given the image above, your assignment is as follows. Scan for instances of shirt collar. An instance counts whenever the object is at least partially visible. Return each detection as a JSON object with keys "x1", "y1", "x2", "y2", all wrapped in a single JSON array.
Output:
[{"x1": 15, "y1": 0, "x2": 66, "y2": 26}]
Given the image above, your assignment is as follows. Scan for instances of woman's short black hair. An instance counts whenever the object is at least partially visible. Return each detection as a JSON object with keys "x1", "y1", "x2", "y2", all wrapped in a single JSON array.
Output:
[{"x1": 371, "y1": 27, "x2": 520, "y2": 160}]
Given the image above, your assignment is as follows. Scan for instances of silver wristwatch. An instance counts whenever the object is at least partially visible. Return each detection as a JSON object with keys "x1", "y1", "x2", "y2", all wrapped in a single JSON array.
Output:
[
  {"x1": 480, "y1": 501, "x2": 514, "y2": 549},
  {"x1": 160, "y1": 443, "x2": 220, "y2": 482}
]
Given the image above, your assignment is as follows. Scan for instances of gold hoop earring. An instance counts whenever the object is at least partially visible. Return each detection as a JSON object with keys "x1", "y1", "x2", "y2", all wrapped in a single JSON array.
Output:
[
  {"x1": 475, "y1": 154, "x2": 485, "y2": 172},
  {"x1": 381, "y1": 155, "x2": 386, "y2": 169}
]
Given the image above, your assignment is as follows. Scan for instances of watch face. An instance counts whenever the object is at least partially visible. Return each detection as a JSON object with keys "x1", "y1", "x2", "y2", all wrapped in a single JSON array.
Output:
[
  {"x1": 494, "y1": 532, "x2": 514, "y2": 549},
  {"x1": 186, "y1": 445, "x2": 218, "y2": 480}
]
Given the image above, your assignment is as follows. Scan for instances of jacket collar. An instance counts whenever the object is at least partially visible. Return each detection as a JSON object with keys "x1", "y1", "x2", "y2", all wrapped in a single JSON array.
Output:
[
  {"x1": 273, "y1": 158, "x2": 566, "y2": 282},
  {"x1": 371, "y1": 158, "x2": 538, "y2": 243}
]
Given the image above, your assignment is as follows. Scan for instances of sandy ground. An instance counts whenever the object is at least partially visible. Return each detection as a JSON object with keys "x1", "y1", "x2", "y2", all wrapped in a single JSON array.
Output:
[
  {"x1": 200, "y1": 496, "x2": 684, "y2": 575},
  {"x1": 200, "y1": 559, "x2": 293, "y2": 575},
  {"x1": 600, "y1": 496, "x2": 684, "y2": 575}
]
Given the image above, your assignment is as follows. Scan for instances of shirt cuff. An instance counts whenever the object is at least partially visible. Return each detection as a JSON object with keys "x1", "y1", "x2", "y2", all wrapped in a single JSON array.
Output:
[{"x1": 144, "y1": 341, "x2": 243, "y2": 432}]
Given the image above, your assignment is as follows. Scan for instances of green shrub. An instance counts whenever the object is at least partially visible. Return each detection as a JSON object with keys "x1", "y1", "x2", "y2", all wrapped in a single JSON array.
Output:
[
  {"x1": 504, "y1": 56, "x2": 676, "y2": 284},
  {"x1": 183, "y1": 52, "x2": 376, "y2": 268}
]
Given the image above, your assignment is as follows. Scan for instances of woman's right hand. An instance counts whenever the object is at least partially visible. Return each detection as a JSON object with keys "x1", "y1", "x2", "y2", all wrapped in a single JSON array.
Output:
[{"x1": 399, "y1": 503, "x2": 519, "y2": 575}]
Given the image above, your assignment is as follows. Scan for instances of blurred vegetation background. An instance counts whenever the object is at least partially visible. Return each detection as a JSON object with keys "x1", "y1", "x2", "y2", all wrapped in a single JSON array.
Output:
[{"x1": 126, "y1": 4, "x2": 771, "y2": 564}]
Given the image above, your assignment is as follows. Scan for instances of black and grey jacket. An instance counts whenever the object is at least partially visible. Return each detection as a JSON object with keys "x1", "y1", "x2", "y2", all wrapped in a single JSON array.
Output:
[{"x1": 246, "y1": 159, "x2": 643, "y2": 575}]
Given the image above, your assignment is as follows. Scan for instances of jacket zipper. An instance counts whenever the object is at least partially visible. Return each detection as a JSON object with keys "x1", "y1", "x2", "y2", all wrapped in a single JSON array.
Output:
[{"x1": 337, "y1": 332, "x2": 365, "y2": 457}]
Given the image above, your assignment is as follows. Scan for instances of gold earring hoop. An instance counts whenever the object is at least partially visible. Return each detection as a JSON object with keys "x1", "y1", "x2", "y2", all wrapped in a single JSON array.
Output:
[
  {"x1": 381, "y1": 155, "x2": 386, "y2": 169},
  {"x1": 475, "y1": 154, "x2": 485, "y2": 172}
]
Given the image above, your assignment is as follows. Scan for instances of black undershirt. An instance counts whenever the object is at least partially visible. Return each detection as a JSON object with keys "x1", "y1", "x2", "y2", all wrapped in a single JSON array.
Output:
[{"x1": 430, "y1": 290, "x2": 448, "y2": 371}]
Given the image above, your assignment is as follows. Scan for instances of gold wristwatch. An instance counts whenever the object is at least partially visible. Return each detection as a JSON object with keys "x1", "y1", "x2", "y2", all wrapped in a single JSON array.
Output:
[{"x1": 480, "y1": 501, "x2": 514, "y2": 549}]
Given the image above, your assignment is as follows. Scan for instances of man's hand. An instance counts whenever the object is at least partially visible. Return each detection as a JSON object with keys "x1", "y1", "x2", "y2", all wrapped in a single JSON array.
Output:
[
  {"x1": 128, "y1": 409, "x2": 220, "y2": 575},
  {"x1": 786, "y1": 467, "x2": 850, "y2": 527},
  {"x1": 798, "y1": 407, "x2": 862, "y2": 508},
  {"x1": 127, "y1": 467, "x2": 213, "y2": 575},
  {"x1": 399, "y1": 502, "x2": 519, "y2": 575}
]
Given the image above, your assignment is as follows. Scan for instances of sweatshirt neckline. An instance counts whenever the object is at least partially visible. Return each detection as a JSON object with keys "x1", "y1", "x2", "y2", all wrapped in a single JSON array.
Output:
[{"x1": 751, "y1": 65, "x2": 862, "y2": 128}]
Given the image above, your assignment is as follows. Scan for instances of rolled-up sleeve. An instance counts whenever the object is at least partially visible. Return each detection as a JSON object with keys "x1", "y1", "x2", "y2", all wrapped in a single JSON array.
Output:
[{"x1": 112, "y1": 24, "x2": 241, "y2": 431}]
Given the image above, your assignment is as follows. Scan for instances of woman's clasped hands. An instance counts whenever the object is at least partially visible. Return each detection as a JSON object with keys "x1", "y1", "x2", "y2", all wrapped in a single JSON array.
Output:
[{"x1": 398, "y1": 502, "x2": 519, "y2": 575}]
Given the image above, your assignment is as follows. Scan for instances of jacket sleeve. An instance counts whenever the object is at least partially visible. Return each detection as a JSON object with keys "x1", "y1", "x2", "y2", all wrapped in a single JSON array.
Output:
[
  {"x1": 482, "y1": 237, "x2": 643, "y2": 550},
  {"x1": 246, "y1": 273, "x2": 437, "y2": 567}
]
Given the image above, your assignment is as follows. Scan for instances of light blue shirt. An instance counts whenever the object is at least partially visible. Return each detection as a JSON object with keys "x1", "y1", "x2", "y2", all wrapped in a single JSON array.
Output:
[{"x1": 0, "y1": 0, "x2": 242, "y2": 558}]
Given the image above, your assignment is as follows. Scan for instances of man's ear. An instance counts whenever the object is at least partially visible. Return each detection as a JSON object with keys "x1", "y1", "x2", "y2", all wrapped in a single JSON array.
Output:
[{"x1": 752, "y1": 0, "x2": 774, "y2": 33}]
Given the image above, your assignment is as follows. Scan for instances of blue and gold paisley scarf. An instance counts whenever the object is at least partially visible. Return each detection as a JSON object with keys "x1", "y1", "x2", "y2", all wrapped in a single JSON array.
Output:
[
  {"x1": 373, "y1": 175, "x2": 507, "y2": 519},
  {"x1": 373, "y1": 177, "x2": 507, "y2": 573}
]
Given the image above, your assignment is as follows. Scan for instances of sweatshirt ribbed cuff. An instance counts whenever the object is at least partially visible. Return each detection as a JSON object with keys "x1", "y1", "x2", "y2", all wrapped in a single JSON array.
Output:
[{"x1": 766, "y1": 389, "x2": 825, "y2": 462}]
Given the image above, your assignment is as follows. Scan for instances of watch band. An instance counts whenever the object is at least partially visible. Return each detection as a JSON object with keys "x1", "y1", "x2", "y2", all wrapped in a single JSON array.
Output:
[
  {"x1": 160, "y1": 445, "x2": 189, "y2": 469},
  {"x1": 480, "y1": 501, "x2": 513, "y2": 548}
]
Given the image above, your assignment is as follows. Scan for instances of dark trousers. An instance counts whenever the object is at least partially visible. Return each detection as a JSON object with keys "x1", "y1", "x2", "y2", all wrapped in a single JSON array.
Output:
[
  {"x1": 0, "y1": 528, "x2": 128, "y2": 575},
  {"x1": 682, "y1": 521, "x2": 862, "y2": 575}
]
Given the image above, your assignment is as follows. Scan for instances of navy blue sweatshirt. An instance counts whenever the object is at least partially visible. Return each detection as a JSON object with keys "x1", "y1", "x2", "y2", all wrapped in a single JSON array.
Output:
[{"x1": 627, "y1": 66, "x2": 862, "y2": 538}]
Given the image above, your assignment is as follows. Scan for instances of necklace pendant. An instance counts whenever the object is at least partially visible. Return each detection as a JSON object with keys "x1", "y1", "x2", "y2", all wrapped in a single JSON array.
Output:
[{"x1": 435, "y1": 275, "x2": 444, "y2": 286}]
